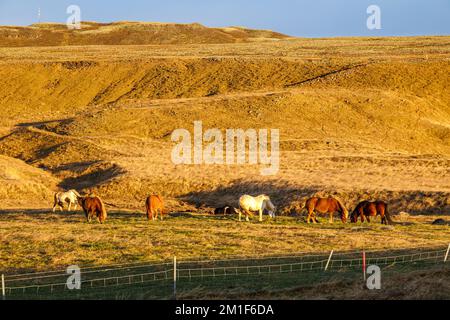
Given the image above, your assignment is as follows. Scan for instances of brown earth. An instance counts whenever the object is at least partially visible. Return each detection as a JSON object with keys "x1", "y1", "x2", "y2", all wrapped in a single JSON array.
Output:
[{"x1": 0, "y1": 35, "x2": 449, "y2": 216}]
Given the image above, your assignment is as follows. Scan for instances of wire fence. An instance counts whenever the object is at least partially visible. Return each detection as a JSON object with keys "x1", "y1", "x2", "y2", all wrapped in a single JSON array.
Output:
[{"x1": 2, "y1": 245, "x2": 449, "y2": 297}]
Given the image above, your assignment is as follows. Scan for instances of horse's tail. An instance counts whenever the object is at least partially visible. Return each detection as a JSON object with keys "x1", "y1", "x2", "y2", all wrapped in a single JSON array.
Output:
[
  {"x1": 384, "y1": 203, "x2": 394, "y2": 224},
  {"x1": 145, "y1": 197, "x2": 150, "y2": 215},
  {"x1": 300, "y1": 199, "x2": 309, "y2": 213},
  {"x1": 53, "y1": 192, "x2": 59, "y2": 204}
]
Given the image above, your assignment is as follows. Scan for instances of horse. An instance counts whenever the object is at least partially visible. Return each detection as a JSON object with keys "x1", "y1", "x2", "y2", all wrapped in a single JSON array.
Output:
[
  {"x1": 78, "y1": 196, "x2": 107, "y2": 223},
  {"x1": 238, "y1": 195, "x2": 276, "y2": 222},
  {"x1": 53, "y1": 189, "x2": 82, "y2": 212},
  {"x1": 350, "y1": 201, "x2": 393, "y2": 225},
  {"x1": 214, "y1": 206, "x2": 239, "y2": 215},
  {"x1": 146, "y1": 195, "x2": 165, "y2": 221},
  {"x1": 305, "y1": 197, "x2": 348, "y2": 224}
]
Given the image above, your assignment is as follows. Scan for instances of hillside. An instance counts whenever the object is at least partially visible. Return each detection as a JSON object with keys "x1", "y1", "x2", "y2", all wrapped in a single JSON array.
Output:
[
  {"x1": 0, "y1": 155, "x2": 58, "y2": 207},
  {"x1": 0, "y1": 35, "x2": 449, "y2": 215},
  {"x1": 0, "y1": 21, "x2": 290, "y2": 47}
]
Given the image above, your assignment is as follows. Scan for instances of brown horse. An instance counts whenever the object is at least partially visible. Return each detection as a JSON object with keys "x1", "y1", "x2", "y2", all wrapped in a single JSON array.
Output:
[
  {"x1": 78, "y1": 196, "x2": 107, "y2": 224},
  {"x1": 305, "y1": 197, "x2": 348, "y2": 224},
  {"x1": 146, "y1": 195, "x2": 165, "y2": 221},
  {"x1": 351, "y1": 201, "x2": 393, "y2": 225}
]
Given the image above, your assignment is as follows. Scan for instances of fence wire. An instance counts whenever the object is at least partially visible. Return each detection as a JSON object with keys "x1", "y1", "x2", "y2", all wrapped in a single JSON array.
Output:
[{"x1": 3, "y1": 245, "x2": 449, "y2": 296}]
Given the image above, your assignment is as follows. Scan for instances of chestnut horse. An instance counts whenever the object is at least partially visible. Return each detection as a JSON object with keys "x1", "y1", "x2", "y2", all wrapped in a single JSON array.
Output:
[
  {"x1": 146, "y1": 195, "x2": 165, "y2": 221},
  {"x1": 305, "y1": 197, "x2": 348, "y2": 224},
  {"x1": 78, "y1": 196, "x2": 107, "y2": 224},
  {"x1": 351, "y1": 201, "x2": 393, "y2": 225}
]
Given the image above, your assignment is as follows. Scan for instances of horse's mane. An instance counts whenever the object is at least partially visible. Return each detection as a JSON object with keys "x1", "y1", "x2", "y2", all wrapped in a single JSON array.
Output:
[
  {"x1": 96, "y1": 196, "x2": 107, "y2": 219},
  {"x1": 70, "y1": 189, "x2": 82, "y2": 198},
  {"x1": 333, "y1": 197, "x2": 348, "y2": 214}
]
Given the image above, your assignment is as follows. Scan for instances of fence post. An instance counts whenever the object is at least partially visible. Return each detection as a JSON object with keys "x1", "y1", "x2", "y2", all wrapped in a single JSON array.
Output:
[
  {"x1": 445, "y1": 244, "x2": 450, "y2": 263},
  {"x1": 324, "y1": 250, "x2": 334, "y2": 271},
  {"x1": 1, "y1": 274, "x2": 5, "y2": 300},
  {"x1": 362, "y1": 251, "x2": 367, "y2": 281},
  {"x1": 173, "y1": 256, "x2": 177, "y2": 300}
]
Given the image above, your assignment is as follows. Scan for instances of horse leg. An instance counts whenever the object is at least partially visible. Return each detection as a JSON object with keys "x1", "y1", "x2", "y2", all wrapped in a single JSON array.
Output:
[
  {"x1": 160, "y1": 209, "x2": 163, "y2": 221},
  {"x1": 245, "y1": 210, "x2": 251, "y2": 222},
  {"x1": 259, "y1": 209, "x2": 263, "y2": 222},
  {"x1": 98, "y1": 210, "x2": 105, "y2": 224},
  {"x1": 68, "y1": 202, "x2": 72, "y2": 212},
  {"x1": 366, "y1": 215, "x2": 371, "y2": 223},
  {"x1": 329, "y1": 213, "x2": 334, "y2": 224},
  {"x1": 150, "y1": 209, "x2": 154, "y2": 221},
  {"x1": 307, "y1": 209, "x2": 313, "y2": 224},
  {"x1": 313, "y1": 212, "x2": 319, "y2": 224}
]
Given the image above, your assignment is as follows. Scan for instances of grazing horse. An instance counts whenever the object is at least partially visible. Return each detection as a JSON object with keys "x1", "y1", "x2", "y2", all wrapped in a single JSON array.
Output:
[
  {"x1": 351, "y1": 201, "x2": 393, "y2": 225},
  {"x1": 146, "y1": 195, "x2": 165, "y2": 221},
  {"x1": 78, "y1": 196, "x2": 107, "y2": 224},
  {"x1": 238, "y1": 195, "x2": 276, "y2": 222},
  {"x1": 305, "y1": 197, "x2": 348, "y2": 224},
  {"x1": 214, "y1": 206, "x2": 239, "y2": 215},
  {"x1": 53, "y1": 189, "x2": 81, "y2": 212}
]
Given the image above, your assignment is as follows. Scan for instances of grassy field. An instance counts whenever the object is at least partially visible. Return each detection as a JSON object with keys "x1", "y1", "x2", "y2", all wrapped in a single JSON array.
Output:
[
  {"x1": 1, "y1": 210, "x2": 449, "y2": 272},
  {"x1": 6, "y1": 264, "x2": 450, "y2": 300},
  {"x1": 2, "y1": 208, "x2": 448, "y2": 300}
]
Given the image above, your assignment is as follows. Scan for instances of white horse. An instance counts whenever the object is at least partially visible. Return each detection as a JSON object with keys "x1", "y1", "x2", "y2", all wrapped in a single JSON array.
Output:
[
  {"x1": 53, "y1": 189, "x2": 82, "y2": 212},
  {"x1": 238, "y1": 194, "x2": 276, "y2": 222}
]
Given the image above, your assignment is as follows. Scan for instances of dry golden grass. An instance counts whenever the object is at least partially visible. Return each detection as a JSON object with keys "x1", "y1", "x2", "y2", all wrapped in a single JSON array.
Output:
[
  {"x1": 0, "y1": 33, "x2": 449, "y2": 278},
  {"x1": 177, "y1": 265, "x2": 450, "y2": 300},
  {"x1": 0, "y1": 21, "x2": 289, "y2": 47},
  {"x1": 0, "y1": 210, "x2": 448, "y2": 273}
]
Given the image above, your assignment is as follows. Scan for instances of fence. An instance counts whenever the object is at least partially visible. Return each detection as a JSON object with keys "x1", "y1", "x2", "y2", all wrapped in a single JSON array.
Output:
[{"x1": 2, "y1": 244, "x2": 450, "y2": 298}]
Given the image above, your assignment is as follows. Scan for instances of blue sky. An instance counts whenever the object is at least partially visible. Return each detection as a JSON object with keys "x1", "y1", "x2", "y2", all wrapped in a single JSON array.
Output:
[{"x1": 0, "y1": 0, "x2": 449, "y2": 37}]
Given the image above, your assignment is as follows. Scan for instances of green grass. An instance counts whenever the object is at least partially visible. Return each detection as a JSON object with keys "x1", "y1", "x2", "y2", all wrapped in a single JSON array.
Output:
[
  {"x1": 1, "y1": 211, "x2": 449, "y2": 273},
  {"x1": 6, "y1": 261, "x2": 449, "y2": 300}
]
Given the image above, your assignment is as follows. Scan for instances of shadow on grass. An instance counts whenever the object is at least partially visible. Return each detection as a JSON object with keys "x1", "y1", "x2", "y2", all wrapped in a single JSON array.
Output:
[
  {"x1": 180, "y1": 180, "x2": 450, "y2": 217},
  {"x1": 178, "y1": 178, "x2": 319, "y2": 215},
  {"x1": 58, "y1": 163, "x2": 125, "y2": 190}
]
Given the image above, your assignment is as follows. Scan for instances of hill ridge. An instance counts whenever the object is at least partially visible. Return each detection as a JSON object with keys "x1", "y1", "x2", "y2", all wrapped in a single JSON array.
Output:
[{"x1": 0, "y1": 21, "x2": 291, "y2": 47}]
